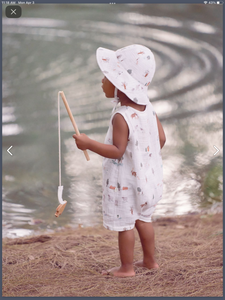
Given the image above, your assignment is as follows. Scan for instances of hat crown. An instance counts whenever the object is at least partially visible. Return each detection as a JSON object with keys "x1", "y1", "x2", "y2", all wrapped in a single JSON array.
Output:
[
  {"x1": 96, "y1": 44, "x2": 156, "y2": 104},
  {"x1": 115, "y1": 44, "x2": 155, "y2": 87}
]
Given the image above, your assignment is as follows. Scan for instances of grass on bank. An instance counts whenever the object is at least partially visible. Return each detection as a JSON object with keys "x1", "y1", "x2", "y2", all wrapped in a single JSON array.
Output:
[{"x1": 2, "y1": 213, "x2": 223, "y2": 297}]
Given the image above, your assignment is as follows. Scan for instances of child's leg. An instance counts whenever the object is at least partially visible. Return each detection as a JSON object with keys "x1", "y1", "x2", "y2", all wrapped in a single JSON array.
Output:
[
  {"x1": 134, "y1": 220, "x2": 159, "y2": 269},
  {"x1": 102, "y1": 229, "x2": 135, "y2": 277}
]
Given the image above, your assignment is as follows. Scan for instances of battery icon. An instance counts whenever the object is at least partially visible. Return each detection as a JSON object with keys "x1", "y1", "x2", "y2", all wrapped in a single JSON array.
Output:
[{"x1": 217, "y1": 1, "x2": 224, "y2": 3}]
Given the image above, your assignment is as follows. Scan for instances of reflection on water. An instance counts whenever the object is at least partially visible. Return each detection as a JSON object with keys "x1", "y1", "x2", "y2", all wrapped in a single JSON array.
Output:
[{"x1": 2, "y1": 4, "x2": 223, "y2": 238}]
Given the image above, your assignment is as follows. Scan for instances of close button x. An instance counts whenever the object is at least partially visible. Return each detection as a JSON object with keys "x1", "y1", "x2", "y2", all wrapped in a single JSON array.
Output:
[
  {"x1": 11, "y1": 9, "x2": 17, "y2": 15},
  {"x1": 5, "y1": 6, "x2": 22, "y2": 18}
]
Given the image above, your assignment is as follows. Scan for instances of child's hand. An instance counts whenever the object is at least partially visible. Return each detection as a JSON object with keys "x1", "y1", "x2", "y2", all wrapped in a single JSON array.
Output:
[{"x1": 73, "y1": 133, "x2": 90, "y2": 150}]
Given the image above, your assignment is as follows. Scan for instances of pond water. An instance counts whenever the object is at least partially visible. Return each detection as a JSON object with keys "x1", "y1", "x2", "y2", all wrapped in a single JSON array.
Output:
[{"x1": 2, "y1": 4, "x2": 223, "y2": 238}]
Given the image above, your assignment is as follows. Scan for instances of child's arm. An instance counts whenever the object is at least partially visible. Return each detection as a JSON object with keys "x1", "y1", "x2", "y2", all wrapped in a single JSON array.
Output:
[
  {"x1": 73, "y1": 114, "x2": 128, "y2": 159},
  {"x1": 156, "y1": 114, "x2": 166, "y2": 149}
]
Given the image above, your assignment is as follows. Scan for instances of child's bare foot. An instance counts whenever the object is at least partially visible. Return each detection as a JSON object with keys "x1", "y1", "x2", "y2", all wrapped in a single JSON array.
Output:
[
  {"x1": 134, "y1": 260, "x2": 159, "y2": 270},
  {"x1": 102, "y1": 266, "x2": 135, "y2": 277}
]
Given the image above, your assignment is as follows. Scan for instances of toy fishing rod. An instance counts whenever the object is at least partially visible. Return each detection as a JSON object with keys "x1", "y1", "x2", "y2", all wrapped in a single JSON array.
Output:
[{"x1": 55, "y1": 91, "x2": 90, "y2": 217}]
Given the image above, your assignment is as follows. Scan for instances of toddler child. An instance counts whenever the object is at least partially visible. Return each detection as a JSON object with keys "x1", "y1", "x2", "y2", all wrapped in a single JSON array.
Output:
[{"x1": 73, "y1": 44, "x2": 166, "y2": 277}]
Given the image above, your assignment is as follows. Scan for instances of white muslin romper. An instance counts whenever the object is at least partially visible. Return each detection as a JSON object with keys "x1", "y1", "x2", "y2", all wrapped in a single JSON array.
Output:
[{"x1": 102, "y1": 103, "x2": 163, "y2": 231}]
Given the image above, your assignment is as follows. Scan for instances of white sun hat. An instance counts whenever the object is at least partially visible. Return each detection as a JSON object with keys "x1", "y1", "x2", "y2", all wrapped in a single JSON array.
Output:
[{"x1": 96, "y1": 44, "x2": 156, "y2": 105}]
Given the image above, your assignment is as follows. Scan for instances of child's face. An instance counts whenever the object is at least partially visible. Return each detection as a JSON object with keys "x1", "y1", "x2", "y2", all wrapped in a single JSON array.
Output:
[{"x1": 101, "y1": 76, "x2": 115, "y2": 98}]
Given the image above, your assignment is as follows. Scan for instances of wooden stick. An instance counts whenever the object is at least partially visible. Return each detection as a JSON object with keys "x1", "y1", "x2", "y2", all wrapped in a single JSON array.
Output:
[{"x1": 59, "y1": 91, "x2": 90, "y2": 161}]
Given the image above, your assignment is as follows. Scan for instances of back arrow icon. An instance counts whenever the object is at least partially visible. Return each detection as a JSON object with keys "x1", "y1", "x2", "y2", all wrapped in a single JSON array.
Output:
[
  {"x1": 7, "y1": 146, "x2": 13, "y2": 156},
  {"x1": 213, "y1": 145, "x2": 220, "y2": 156}
]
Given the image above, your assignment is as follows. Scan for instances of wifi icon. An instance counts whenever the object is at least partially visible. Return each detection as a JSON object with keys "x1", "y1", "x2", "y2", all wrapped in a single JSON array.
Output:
[{"x1": 204, "y1": 1, "x2": 208, "y2": 3}]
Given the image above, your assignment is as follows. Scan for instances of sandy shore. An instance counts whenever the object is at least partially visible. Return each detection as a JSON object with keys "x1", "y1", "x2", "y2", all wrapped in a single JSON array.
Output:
[{"x1": 2, "y1": 212, "x2": 223, "y2": 297}]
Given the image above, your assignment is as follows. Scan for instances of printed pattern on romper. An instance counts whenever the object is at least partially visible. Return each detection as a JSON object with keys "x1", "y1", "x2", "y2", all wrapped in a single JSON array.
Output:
[{"x1": 102, "y1": 103, "x2": 163, "y2": 231}]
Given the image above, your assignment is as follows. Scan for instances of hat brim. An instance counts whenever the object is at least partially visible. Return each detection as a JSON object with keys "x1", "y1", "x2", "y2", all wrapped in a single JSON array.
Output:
[{"x1": 96, "y1": 47, "x2": 149, "y2": 105}]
